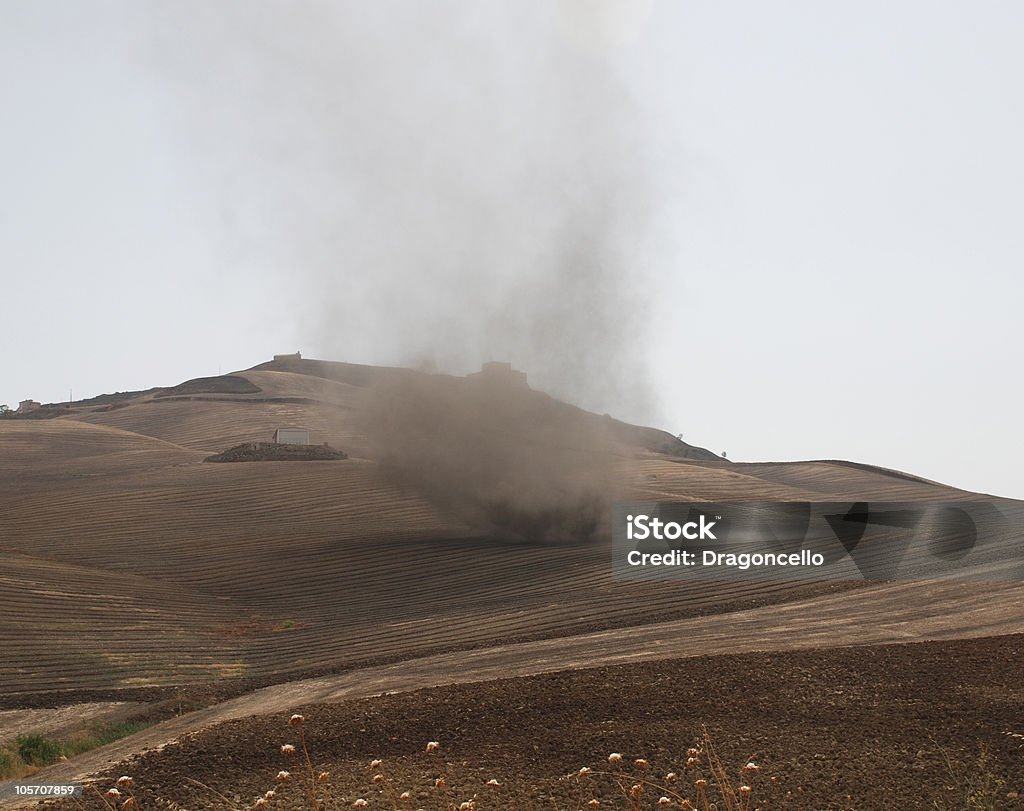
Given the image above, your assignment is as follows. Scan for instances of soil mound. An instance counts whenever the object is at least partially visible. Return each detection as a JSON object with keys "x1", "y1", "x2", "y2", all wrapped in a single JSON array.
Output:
[
  {"x1": 156, "y1": 375, "x2": 261, "y2": 398},
  {"x1": 204, "y1": 441, "x2": 348, "y2": 462}
]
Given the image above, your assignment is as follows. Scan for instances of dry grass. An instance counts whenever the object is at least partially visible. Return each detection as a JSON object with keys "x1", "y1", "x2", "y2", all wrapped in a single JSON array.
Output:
[
  {"x1": 76, "y1": 716, "x2": 766, "y2": 811},
  {"x1": 930, "y1": 742, "x2": 1019, "y2": 810},
  {"x1": 0, "y1": 723, "x2": 153, "y2": 781},
  {"x1": 566, "y1": 726, "x2": 760, "y2": 811}
]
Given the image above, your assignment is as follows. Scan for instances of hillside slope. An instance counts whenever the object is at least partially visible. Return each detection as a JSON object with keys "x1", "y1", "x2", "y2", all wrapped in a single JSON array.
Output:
[{"x1": 1, "y1": 357, "x2": 1018, "y2": 697}]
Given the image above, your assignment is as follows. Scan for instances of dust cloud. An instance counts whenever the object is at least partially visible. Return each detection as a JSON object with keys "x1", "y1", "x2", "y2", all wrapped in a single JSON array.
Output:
[
  {"x1": 358, "y1": 367, "x2": 623, "y2": 543},
  {"x1": 145, "y1": 2, "x2": 680, "y2": 539}
]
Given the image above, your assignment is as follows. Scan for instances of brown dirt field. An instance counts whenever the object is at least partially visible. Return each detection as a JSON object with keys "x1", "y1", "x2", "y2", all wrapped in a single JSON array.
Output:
[
  {"x1": 0, "y1": 361, "x2": 1019, "y2": 694},
  {"x1": 28, "y1": 634, "x2": 1024, "y2": 811},
  {"x1": 1, "y1": 359, "x2": 1021, "y2": 810},
  {"x1": 5, "y1": 577, "x2": 1021, "y2": 802},
  {"x1": 8, "y1": 376, "x2": 995, "y2": 698}
]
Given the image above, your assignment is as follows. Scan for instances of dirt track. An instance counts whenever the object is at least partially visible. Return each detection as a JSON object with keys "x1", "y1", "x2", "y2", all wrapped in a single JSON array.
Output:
[{"x1": 4, "y1": 578, "x2": 1021, "y2": 807}]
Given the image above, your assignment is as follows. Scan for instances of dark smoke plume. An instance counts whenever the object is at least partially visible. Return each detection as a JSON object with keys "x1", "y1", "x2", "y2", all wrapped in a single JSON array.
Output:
[
  {"x1": 145, "y1": 2, "x2": 676, "y2": 538},
  {"x1": 358, "y1": 368, "x2": 622, "y2": 543},
  {"x1": 144, "y1": 1, "x2": 667, "y2": 420}
]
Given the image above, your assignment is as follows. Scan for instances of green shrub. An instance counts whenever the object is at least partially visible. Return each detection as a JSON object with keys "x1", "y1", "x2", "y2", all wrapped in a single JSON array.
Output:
[
  {"x1": 62, "y1": 721, "x2": 152, "y2": 757},
  {"x1": 16, "y1": 734, "x2": 63, "y2": 766}
]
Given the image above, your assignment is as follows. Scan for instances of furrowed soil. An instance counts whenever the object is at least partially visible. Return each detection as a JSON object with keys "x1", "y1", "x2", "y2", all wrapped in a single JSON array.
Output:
[
  {"x1": 47, "y1": 635, "x2": 1024, "y2": 811},
  {"x1": 3, "y1": 361, "x2": 1021, "y2": 698},
  {"x1": 4, "y1": 359, "x2": 1023, "y2": 810}
]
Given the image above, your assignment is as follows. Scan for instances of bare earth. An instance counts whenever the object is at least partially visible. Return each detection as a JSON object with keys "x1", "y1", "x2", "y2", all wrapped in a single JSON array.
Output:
[
  {"x1": 3, "y1": 579, "x2": 1022, "y2": 808},
  {"x1": 23, "y1": 634, "x2": 1024, "y2": 811},
  {"x1": 1, "y1": 359, "x2": 1021, "y2": 809}
]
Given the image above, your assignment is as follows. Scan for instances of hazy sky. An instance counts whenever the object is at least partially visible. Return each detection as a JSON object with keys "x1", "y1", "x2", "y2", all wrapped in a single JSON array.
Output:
[{"x1": 2, "y1": 1, "x2": 1022, "y2": 499}]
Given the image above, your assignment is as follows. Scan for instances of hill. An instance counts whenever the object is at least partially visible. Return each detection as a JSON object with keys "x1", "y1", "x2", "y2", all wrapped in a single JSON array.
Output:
[{"x1": 0, "y1": 357, "x2": 1020, "y2": 703}]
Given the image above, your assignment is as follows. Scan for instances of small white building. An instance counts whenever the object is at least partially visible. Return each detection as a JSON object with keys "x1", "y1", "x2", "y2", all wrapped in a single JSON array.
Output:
[
  {"x1": 273, "y1": 428, "x2": 310, "y2": 445},
  {"x1": 17, "y1": 399, "x2": 41, "y2": 414}
]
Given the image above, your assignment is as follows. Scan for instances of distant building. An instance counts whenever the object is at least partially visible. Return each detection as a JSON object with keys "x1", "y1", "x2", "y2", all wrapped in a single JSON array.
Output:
[
  {"x1": 273, "y1": 351, "x2": 302, "y2": 362},
  {"x1": 273, "y1": 427, "x2": 310, "y2": 445},
  {"x1": 17, "y1": 400, "x2": 41, "y2": 414},
  {"x1": 467, "y1": 361, "x2": 528, "y2": 387}
]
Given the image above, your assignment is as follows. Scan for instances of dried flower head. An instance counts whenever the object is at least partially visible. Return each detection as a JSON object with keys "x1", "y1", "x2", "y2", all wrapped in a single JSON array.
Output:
[
  {"x1": 634, "y1": 758, "x2": 649, "y2": 769},
  {"x1": 281, "y1": 744, "x2": 296, "y2": 754},
  {"x1": 264, "y1": 790, "x2": 276, "y2": 799},
  {"x1": 254, "y1": 799, "x2": 268, "y2": 808},
  {"x1": 687, "y1": 748, "x2": 699, "y2": 758},
  {"x1": 578, "y1": 767, "x2": 593, "y2": 777},
  {"x1": 658, "y1": 798, "x2": 673, "y2": 807},
  {"x1": 743, "y1": 761, "x2": 760, "y2": 773},
  {"x1": 434, "y1": 777, "x2": 447, "y2": 790},
  {"x1": 588, "y1": 801, "x2": 601, "y2": 808},
  {"x1": 317, "y1": 772, "x2": 330, "y2": 783},
  {"x1": 353, "y1": 800, "x2": 368, "y2": 808},
  {"x1": 121, "y1": 798, "x2": 137, "y2": 809},
  {"x1": 695, "y1": 778, "x2": 708, "y2": 790},
  {"x1": 426, "y1": 741, "x2": 441, "y2": 752},
  {"x1": 665, "y1": 772, "x2": 678, "y2": 783},
  {"x1": 116, "y1": 776, "x2": 133, "y2": 787},
  {"x1": 370, "y1": 759, "x2": 382, "y2": 769},
  {"x1": 739, "y1": 785, "x2": 752, "y2": 795},
  {"x1": 373, "y1": 773, "x2": 385, "y2": 784},
  {"x1": 105, "y1": 789, "x2": 121, "y2": 799},
  {"x1": 485, "y1": 778, "x2": 501, "y2": 787},
  {"x1": 686, "y1": 757, "x2": 698, "y2": 767},
  {"x1": 399, "y1": 791, "x2": 412, "y2": 801},
  {"x1": 608, "y1": 753, "x2": 623, "y2": 765},
  {"x1": 275, "y1": 770, "x2": 291, "y2": 782},
  {"x1": 630, "y1": 784, "x2": 643, "y2": 797},
  {"x1": 458, "y1": 802, "x2": 475, "y2": 811},
  {"x1": 288, "y1": 714, "x2": 304, "y2": 727}
]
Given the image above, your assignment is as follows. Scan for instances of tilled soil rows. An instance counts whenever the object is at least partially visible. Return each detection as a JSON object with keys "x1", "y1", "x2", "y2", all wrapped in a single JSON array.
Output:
[{"x1": 45, "y1": 634, "x2": 1024, "y2": 811}]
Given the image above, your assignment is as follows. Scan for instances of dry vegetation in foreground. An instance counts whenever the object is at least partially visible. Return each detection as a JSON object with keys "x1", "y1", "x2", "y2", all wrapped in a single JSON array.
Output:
[
  {"x1": 69, "y1": 723, "x2": 1024, "y2": 811},
  {"x1": 78, "y1": 715, "x2": 767, "y2": 811}
]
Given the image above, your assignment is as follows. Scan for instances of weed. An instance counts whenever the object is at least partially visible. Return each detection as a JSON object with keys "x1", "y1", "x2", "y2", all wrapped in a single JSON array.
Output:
[
  {"x1": 932, "y1": 744, "x2": 1009, "y2": 811},
  {"x1": 17, "y1": 733, "x2": 63, "y2": 766},
  {"x1": 570, "y1": 725, "x2": 759, "y2": 811},
  {"x1": 0, "y1": 748, "x2": 19, "y2": 780},
  {"x1": 0, "y1": 722, "x2": 154, "y2": 781},
  {"x1": 244, "y1": 716, "x2": 760, "y2": 810}
]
